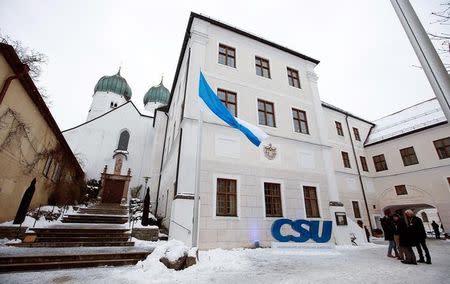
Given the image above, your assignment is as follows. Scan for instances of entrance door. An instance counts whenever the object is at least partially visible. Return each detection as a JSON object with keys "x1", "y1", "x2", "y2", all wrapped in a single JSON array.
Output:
[{"x1": 102, "y1": 179, "x2": 125, "y2": 203}]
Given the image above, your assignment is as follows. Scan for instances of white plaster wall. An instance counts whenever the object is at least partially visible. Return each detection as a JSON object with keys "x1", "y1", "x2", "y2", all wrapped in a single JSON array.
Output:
[
  {"x1": 63, "y1": 102, "x2": 155, "y2": 195},
  {"x1": 156, "y1": 15, "x2": 450, "y2": 248},
  {"x1": 86, "y1": 91, "x2": 127, "y2": 121},
  {"x1": 163, "y1": 17, "x2": 345, "y2": 248}
]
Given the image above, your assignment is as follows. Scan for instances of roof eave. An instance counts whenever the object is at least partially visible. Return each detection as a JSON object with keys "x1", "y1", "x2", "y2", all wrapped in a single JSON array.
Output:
[
  {"x1": 165, "y1": 12, "x2": 320, "y2": 113},
  {"x1": 0, "y1": 43, "x2": 84, "y2": 176}
]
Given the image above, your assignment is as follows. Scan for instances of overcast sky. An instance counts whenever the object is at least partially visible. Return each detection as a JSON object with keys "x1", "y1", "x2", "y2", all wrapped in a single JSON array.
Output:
[{"x1": 0, "y1": 0, "x2": 445, "y2": 129}]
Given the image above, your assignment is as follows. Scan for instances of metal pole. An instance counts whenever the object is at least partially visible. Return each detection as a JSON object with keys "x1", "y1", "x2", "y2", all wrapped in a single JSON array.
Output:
[
  {"x1": 390, "y1": 0, "x2": 450, "y2": 121},
  {"x1": 192, "y1": 109, "x2": 203, "y2": 248}
]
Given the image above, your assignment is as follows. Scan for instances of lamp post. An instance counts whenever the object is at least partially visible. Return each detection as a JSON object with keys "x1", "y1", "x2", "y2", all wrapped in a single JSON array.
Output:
[
  {"x1": 390, "y1": 0, "x2": 450, "y2": 121},
  {"x1": 141, "y1": 176, "x2": 151, "y2": 226}
]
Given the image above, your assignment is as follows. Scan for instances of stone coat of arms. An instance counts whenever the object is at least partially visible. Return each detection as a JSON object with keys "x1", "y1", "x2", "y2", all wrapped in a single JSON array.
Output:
[{"x1": 263, "y1": 143, "x2": 277, "y2": 160}]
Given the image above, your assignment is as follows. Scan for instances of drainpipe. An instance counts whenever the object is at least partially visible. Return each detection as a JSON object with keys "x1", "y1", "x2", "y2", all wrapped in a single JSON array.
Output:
[
  {"x1": 345, "y1": 115, "x2": 373, "y2": 232},
  {"x1": 154, "y1": 111, "x2": 169, "y2": 216},
  {"x1": 0, "y1": 64, "x2": 30, "y2": 104}
]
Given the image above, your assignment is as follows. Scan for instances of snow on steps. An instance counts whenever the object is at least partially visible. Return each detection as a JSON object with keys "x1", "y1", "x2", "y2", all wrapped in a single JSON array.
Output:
[{"x1": 0, "y1": 249, "x2": 152, "y2": 272}]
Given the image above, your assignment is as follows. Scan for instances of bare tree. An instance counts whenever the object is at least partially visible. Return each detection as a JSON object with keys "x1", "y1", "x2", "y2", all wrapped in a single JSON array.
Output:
[
  {"x1": 0, "y1": 31, "x2": 50, "y2": 103},
  {"x1": 429, "y1": 1, "x2": 450, "y2": 73}
]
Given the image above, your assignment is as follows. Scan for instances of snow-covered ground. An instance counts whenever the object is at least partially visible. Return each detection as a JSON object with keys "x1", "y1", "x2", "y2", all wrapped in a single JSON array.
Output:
[{"x1": 1, "y1": 239, "x2": 449, "y2": 284}]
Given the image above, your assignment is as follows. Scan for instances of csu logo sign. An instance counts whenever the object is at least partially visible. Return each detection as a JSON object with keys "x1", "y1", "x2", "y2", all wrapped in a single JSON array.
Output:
[{"x1": 271, "y1": 219, "x2": 333, "y2": 243}]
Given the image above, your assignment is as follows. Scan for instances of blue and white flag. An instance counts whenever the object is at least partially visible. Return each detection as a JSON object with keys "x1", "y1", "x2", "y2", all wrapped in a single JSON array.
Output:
[{"x1": 199, "y1": 71, "x2": 268, "y2": 146}]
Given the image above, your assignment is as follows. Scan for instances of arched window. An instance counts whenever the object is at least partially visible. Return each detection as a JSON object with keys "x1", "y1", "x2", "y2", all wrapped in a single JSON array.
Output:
[
  {"x1": 117, "y1": 130, "x2": 130, "y2": 151},
  {"x1": 421, "y1": 212, "x2": 429, "y2": 223}
]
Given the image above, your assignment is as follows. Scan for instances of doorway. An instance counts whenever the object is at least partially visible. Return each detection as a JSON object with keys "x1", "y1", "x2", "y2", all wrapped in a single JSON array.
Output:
[{"x1": 102, "y1": 179, "x2": 125, "y2": 203}]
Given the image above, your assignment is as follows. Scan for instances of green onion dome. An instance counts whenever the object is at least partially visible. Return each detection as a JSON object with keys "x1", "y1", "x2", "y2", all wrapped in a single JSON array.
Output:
[
  {"x1": 94, "y1": 68, "x2": 132, "y2": 100},
  {"x1": 143, "y1": 79, "x2": 170, "y2": 105}
]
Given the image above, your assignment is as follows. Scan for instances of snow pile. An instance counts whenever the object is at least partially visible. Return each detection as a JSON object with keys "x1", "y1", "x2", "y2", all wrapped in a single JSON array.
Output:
[
  {"x1": 0, "y1": 205, "x2": 82, "y2": 229},
  {"x1": 132, "y1": 222, "x2": 158, "y2": 229},
  {"x1": 138, "y1": 240, "x2": 187, "y2": 265},
  {"x1": 131, "y1": 237, "x2": 165, "y2": 248},
  {"x1": 0, "y1": 238, "x2": 21, "y2": 246},
  {"x1": 133, "y1": 240, "x2": 189, "y2": 277},
  {"x1": 0, "y1": 216, "x2": 57, "y2": 228},
  {"x1": 164, "y1": 241, "x2": 189, "y2": 262}
]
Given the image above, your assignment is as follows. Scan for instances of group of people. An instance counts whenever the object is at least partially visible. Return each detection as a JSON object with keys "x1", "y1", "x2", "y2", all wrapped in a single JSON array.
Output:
[{"x1": 380, "y1": 210, "x2": 432, "y2": 265}]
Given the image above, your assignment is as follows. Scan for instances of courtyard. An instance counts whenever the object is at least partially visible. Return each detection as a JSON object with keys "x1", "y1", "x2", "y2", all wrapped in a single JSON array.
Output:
[{"x1": 1, "y1": 239, "x2": 449, "y2": 284}]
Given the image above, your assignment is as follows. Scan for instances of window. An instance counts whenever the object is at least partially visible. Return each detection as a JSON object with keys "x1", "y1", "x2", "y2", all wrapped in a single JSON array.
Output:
[
  {"x1": 360, "y1": 156, "x2": 369, "y2": 172},
  {"x1": 292, "y1": 108, "x2": 309, "y2": 134},
  {"x1": 217, "y1": 89, "x2": 237, "y2": 117},
  {"x1": 287, "y1": 67, "x2": 301, "y2": 88},
  {"x1": 51, "y1": 163, "x2": 63, "y2": 182},
  {"x1": 373, "y1": 154, "x2": 388, "y2": 172},
  {"x1": 255, "y1": 56, "x2": 271, "y2": 78},
  {"x1": 43, "y1": 156, "x2": 53, "y2": 177},
  {"x1": 258, "y1": 99, "x2": 276, "y2": 127},
  {"x1": 353, "y1": 127, "x2": 361, "y2": 141},
  {"x1": 117, "y1": 130, "x2": 130, "y2": 151},
  {"x1": 400, "y1": 146, "x2": 419, "y2": 166},
  {"x1": 216, "y1": 178, "x2": 237, "y2": 217},
  {"x1": 303, "y1": 186, "x2": 320, "y2": 218},
  {"x1": 335, "y1": 121, "x2": 344, "y2": 136},
  {"x1": 218, "y1": 44, "x2": 236, "y2": 68},
  {"x1": 341, "y1": 151, "x2": 351, "y2": 168},
  {"x1": 433, "y1": 137, "x2": 450, "y2": 159},
  {"x1": 264, "y1": 182, "x2": 282, "y2": 217},
  {"x1": 352, "y1": 201, "x2": 361, "y2": 219},
  {"x1": 395, "y1": 185, "x2": 407, "y2": 195}
]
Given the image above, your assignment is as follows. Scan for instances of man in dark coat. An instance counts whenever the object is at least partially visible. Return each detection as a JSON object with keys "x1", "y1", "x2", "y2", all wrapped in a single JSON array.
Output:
[
  {"x1": 405, "y1": 209, "x2": 431, "y2": 264},
  {"x1": 381, "y1": 216, "x2": 398, "y2": 258},
  {"x1": 431, "y1": 221, "x2": 440, "y2": 239},
  {"x1": 397, "y1": 212, "x2": 416, "y2": 265}
]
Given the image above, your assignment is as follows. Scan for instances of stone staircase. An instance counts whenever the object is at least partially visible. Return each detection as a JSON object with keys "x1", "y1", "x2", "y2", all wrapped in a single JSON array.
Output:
[
  {"x1": 0, "y1": 203, "x2": 154, "y2": 272},
  {"x1": 0, "y1": 248, "x2": 151, "y2": 272},
  {"x1": 62, "y1": 204, "x2": 128, "y2": 224},
  {"x1": 13, "y1": 227, "x2": 133, "y2": 248}
]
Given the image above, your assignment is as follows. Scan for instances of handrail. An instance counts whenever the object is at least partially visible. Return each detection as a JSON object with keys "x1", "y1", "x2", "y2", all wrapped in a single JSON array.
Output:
[{"x1": 170, "y1": 219, "x2": 191, "y2": 234}]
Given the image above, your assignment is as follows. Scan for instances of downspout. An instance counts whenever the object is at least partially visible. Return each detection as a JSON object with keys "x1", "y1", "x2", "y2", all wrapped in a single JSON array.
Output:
[
  {"x1": 154, "y1": 111, "x2": 169, "y2": 216},
  {"x1": 180, "y1": 47, "x2": 191, "y2": 123},
  {"x1": 0, "y1": 64, "x2": 29, "y2": 104},
  {"x1": 345, "y1": 115, "x2": 373, "y2": 232},
  {"x1": 173, "y1": 46, "x2": 191, "y2": 199}
]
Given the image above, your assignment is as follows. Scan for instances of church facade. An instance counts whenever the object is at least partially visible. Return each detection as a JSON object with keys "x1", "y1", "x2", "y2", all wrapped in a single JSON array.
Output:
[
  {"x1": 149, "y1": 13, "x2": 450, "y2": 249},
  {"x1": 63, "y1": 69, "x2": 169, "y2": 203}
]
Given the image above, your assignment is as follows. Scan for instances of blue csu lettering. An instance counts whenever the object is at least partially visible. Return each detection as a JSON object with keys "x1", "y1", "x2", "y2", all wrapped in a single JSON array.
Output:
[{"x1": 271, "y1": 219, "x2": 333, "y2": 243}]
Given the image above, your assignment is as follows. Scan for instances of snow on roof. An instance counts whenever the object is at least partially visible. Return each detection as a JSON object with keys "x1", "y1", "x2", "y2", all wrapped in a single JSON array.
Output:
[
  {"x1": 321, "y1": 101, "x2": 374, "y2": 125},
  {"x1": 365, "y1": 98, "x2": 447, "y2": 145}
]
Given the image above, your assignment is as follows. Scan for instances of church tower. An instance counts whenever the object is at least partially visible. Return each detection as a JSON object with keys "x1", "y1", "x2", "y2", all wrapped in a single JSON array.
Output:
[
  {"x1": 143, "y1": 78, "x2": 170, "y2": 113},
  {"x1": 87, "y1": 68, "x2": 132, "y2": 121}
]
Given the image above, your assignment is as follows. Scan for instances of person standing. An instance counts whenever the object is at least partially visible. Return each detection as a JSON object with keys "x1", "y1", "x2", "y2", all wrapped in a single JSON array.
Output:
[
  {"x1": 392, "y1": 214, "x2": 404, "y2": 260},
  {"x1": 381, "y1": 216, "x2": 398, "y2": 258},
  {"x1": 431, "y1": 221, "x2": 440, "y2": 239},
  {"x1": 398, "y1": 212, "x2": 416, "y2": 265},
  {"x1": 405, "y1": 209, "x2": 431, "y2": 264}
]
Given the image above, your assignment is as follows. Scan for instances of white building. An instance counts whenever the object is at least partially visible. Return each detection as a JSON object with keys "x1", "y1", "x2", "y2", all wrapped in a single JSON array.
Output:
[
  {"x1": 63, "y1": 69, "x2": 169, "y2": 202},
  {"x1": 150, "y1": 13, "x2": 368, "y2": 249},
  {"x1": 149, "y1": 13, "x2": 450, "y2": 249}
]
